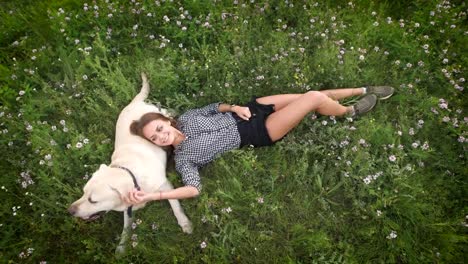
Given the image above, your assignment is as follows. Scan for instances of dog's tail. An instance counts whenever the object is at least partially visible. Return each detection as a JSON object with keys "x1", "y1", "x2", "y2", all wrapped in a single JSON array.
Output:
[{"x1": 131, "y1": 72, "x2": 150, "y2": 103}]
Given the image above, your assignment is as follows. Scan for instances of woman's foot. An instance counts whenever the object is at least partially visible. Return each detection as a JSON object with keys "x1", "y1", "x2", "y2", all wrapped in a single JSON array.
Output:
[
  {"x1": 365, "y1": 86, "x2": 395, "y2": 100},
  {"x1": 349, "y1": 94, "x2": 378, "y2": 116}
]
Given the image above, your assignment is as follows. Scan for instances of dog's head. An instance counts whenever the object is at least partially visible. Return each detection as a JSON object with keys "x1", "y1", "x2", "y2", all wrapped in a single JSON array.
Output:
[{"x1": 68, "y1": 164, "x2": 132, "y2": 220}]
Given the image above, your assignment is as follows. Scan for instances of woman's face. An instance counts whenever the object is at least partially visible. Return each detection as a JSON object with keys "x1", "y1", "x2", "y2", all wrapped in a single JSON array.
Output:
[{"x1": 142, "y1": 119, "x2": 179, "y2": 146}]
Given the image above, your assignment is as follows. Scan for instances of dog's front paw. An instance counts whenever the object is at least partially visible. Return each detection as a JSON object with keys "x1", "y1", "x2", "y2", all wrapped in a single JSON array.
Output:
[{"x1": 181, "y1": 221, "x2": 193, "y2": 234}]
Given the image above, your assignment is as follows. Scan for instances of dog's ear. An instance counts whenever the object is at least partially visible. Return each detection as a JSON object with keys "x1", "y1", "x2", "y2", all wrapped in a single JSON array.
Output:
[{"x1": 109, "y1": 182, "x2": 133, "y2": 203}]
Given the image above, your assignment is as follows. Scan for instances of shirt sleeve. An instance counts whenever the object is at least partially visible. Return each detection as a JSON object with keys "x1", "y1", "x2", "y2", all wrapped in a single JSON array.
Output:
[
  {"x1": 182, "y1": 102, "x2": 221, "y2": 118},
  {"x1": 175, "y1": 160, "x2": 202, "y2": 193}
]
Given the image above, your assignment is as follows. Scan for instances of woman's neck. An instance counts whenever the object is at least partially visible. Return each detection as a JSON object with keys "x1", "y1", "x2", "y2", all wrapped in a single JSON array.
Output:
[{"x1": 172, "y1": 131, "x2": 186, "y2": 147}]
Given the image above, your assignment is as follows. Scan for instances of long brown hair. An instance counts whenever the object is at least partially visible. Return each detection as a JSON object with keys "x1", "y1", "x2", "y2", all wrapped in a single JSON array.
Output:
[{"x1": 130, "y1": 112, "x2": 177, "y2": 152}]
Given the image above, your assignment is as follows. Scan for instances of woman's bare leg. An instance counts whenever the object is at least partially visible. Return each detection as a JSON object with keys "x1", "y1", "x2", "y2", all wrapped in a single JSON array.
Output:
[
  {"x1": 265, "y1": 91, "x2": 351, "y2": 141},
  {"x1": 320, "y1": 88, "x2": 364, "y2": 100},
  {"x1": 256, "y1": 88, "x2": 364, "y2": 111}
]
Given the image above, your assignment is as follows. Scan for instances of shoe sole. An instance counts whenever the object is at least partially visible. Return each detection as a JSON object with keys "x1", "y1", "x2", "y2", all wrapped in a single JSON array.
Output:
[{"x1": 378, "y1": 92, "x2": 394, "y2": 100}]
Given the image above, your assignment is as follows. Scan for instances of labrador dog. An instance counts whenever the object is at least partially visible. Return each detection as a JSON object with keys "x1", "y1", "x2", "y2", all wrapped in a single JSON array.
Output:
[{"x1": 68, "y1": 73, "x2": 192, "y2": 254}]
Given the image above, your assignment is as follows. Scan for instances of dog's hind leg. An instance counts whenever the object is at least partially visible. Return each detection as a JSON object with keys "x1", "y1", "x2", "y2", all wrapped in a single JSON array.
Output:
[
  {"x1": 159, "y1": 181, "x2": 193, "y2": 234},
  {"x1": 115, "y1": 211, "x2": 133, "y2": 255}
]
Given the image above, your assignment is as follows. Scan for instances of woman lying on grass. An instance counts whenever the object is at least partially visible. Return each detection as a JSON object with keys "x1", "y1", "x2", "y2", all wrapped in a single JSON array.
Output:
[{"x1": 124, "y1": 86, "x2": 394, "y2": 204}]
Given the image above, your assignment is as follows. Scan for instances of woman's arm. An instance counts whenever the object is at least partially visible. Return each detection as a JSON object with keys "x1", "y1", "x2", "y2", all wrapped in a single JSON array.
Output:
[
  {"x1": 218, "y1": 103, "x2": 251, "y2": 120},
  {"x1": 125, "y1": 186, "x2": 199, "y2": 205}
]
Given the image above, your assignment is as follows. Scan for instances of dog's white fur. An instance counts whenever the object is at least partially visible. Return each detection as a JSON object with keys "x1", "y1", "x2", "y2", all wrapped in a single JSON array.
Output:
[{"x1": 68, "y1": 73, "x2": 192, "y2": 254}]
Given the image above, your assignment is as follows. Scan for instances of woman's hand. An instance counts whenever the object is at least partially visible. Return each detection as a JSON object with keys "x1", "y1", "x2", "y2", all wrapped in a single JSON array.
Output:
[
  {"x1": 232, "y1": 105, "x2": 252, "y2": 120},
  {"x1": 123, "y1": 189, "x2": 155, "y2": 205}
]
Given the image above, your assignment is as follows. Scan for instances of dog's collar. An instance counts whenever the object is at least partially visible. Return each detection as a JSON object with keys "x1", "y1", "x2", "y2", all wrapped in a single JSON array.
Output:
[
  {"x1": 110, "y1": 165, "x2": 141, "y2": 218},
  {"x1": 110, "y1": 165, "x2": 141, "y2": 191}
]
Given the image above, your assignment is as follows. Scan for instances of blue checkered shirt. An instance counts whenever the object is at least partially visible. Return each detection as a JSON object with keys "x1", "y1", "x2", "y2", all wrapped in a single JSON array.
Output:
[{"x1": 174, "y1": 103, "x2": 241, "y2": 193}]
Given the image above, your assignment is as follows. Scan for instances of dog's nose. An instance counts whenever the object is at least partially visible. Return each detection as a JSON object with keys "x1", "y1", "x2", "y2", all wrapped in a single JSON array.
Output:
[{"x1": 68, "y1": 205, "x2": 77, "y2": 216}]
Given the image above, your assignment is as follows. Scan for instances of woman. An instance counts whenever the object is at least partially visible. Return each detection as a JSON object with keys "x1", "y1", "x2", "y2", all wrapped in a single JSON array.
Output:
[{"x1": 124, "y1": 86, "x2": 394, "y2": 204}]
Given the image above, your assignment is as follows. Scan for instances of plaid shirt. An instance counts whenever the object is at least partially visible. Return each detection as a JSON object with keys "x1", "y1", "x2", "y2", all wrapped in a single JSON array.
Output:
[{"x1": 174, "y1": 103, "x2": 241, "y2": 193}]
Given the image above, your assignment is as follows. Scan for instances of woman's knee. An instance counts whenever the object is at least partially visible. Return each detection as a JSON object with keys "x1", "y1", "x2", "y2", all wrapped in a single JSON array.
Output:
[{"x1": 304, "y1": 91, "x2": 328, "y2": 104}]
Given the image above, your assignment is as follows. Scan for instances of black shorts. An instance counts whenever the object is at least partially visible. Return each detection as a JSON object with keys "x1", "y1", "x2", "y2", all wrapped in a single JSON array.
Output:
[{"x1": 232, "y1": 97, "x2": 275, "y2": 147}]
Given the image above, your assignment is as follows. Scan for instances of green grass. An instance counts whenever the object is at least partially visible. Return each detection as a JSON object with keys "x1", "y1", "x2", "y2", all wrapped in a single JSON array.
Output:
[{"x1": 0, "y1": 0, "x2": 467, "y2": 263}]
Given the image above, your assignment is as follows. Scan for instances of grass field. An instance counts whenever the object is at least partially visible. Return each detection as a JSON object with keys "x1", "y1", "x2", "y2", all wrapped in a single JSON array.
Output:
[{"x1": 0, "y1": 0, "x2": 467, "y2": 263}]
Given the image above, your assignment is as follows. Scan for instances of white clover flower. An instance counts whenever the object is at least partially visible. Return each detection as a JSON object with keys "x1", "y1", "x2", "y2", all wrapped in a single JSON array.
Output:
[
  {"x1": 359, "y1": 55, "x2": 365, "y2": 60},
  {"x1": 376, "y1": 210, "x2": 382, "y2": 216},
  {"x1": 83, "y1": 138, "x2": 89, "y2": 144},
  {"x1": 82, "y1": 75, "x2": 88, "y2": 80},
  {"x1": 412, "y1": 142, "x2": 419, "y2": 148},
  {"x1": 409, "y1": 128, "x2": 415, "y2": 135},
  {"x1": 363, "y1": 177, "x2": 372, "y2": 185},
  {"x1": 386, "y1": 230, "x2": 397, "y2": 239},
  {"x1": 76, "y1": 142, "x2": 83, "y2": 149},
  {"x1": 421, "y1": 142, "x2": 429, "y2": 150},
  {"x1": 200, "y1": 241, "x2": 207, "y2": 249},
  {"x1": 394, "y1": 60, "x2": 400, "y2": 65},
  {"x1": 257, "y1": 197, "x2": 264, "y2": 204},
  {"x1": 221, "y1": 207, "x2": 232, "y2": 213},
  {"x1": 44, "y1": 154, "x2": 52, "y2": 160},
  {"x1": 373, "y1": 21, "x2": 379, "y2": 26},
  {"x1": 389, "y1": 155, "x2": 396, "y2": 162}
]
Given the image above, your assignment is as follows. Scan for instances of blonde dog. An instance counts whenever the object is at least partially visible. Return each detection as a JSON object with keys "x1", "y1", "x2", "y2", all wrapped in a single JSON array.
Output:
[{"x1": 68, "y1": 73, "x2": 192, "y2": 254}]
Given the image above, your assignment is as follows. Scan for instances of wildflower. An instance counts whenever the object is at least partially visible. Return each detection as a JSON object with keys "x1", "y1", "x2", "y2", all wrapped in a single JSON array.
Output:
[
  {"x1": 438, "y1": 99, "x2": 448, "y2": 109},
  {"x1": 394, "y1": 60, "x2": 400, "y2": 65},
  {"x1": 363, "y1": 177, "x2": 372, "y2": 185},
  {"x1": 44, "y1": 154, "x2": 52, "y2": 160},
  {"x1": 132, "y1": 241, "x2": 138, "y2": 248},
  {"x1": 151, "y1": 222, "x2": 159, "y2": 230},
  {"x1": 83, "y1": 138, "x2": 89, "y2": 144},
  {"x1": 376, "y1": 210, "x2": 382, "y2": 216},
  {"x1": 76, "y1": 142, "x2": 83, "y2": 149},
  {"x1": 322, "y1": 120, "x2": 328, "y2": 126},
  {"x1": 257, "y1": 197, "x2": 264, "y2": 204},
  {"x1": 373, "y1": 21, "x2": 379, "y2": 26},
  {"x1": 417, "y1": 119, "x2": 424, "y2": 127},
  {"x1": 386, "y1": 230, "x2": 397, "y2": 239},
  {"x1": 200, "y1": 241, "x2": 207, "y2": 249},
  {"x1": 359, "y1": 55, "x2": 365, "y2": 60},
  {"x1": 409, "y1": 128, "x2": 415, "y2": 135},
  {"x1": 389, "y1": 155, "x2": 396, "y2": 162},
  {"x1": 458, "y1": 136, "x2": 465, "y2": 143},
  {"x1": 411, "y1": 142, "x2": 419, "y2": 148},
  {"x1": 221, "y1": 207, "x2": 232, "y2": 213},
  {"x1": 60, "y1": 120, "x2": 66, "y2": 126},
  {"x1": 421, "y1": 142, "x2": 429, "y2": 150}
]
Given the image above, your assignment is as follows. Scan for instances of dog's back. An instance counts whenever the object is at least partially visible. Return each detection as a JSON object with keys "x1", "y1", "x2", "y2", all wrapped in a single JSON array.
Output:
[{"x1": 111, "y1": 73, "x2": 168, "y2": 189}]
